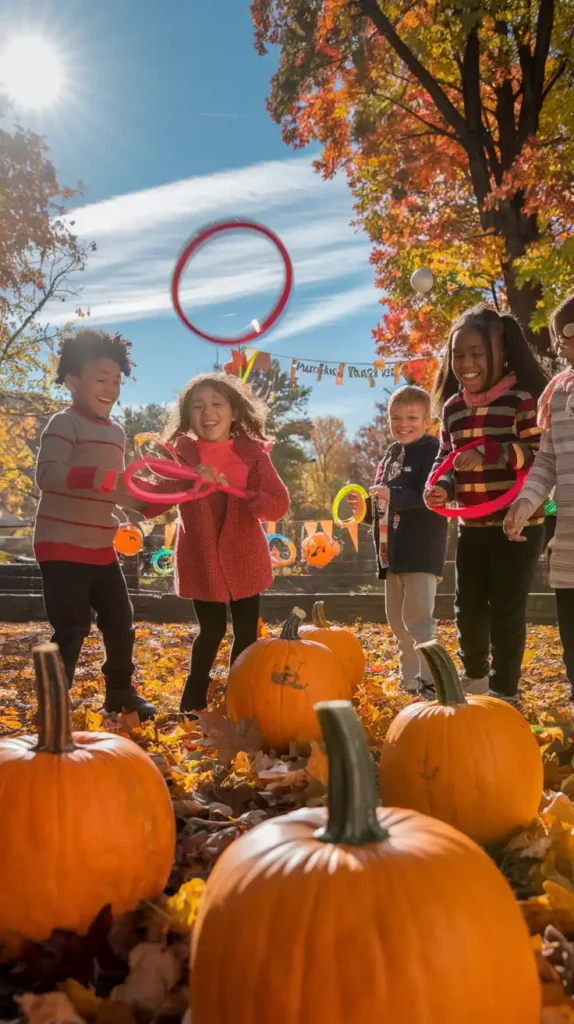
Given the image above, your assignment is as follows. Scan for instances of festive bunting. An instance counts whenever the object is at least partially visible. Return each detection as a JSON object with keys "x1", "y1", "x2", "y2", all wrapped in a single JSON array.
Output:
[
  {"x1": 342, "y1": 521, "x2": 359, "y2": 552},
  {"x1": 303, "y1": 521, "x2": 317, "y2": 538},
  {"x1": 222, "y1": 348, "x2": 438, "y2": 389},
  {"x1": 164, "y1": 522, "x2": 176, "y2": 550},
  {"x1": 319, "y1": 520, "x2": 333, "y2": 538},
  {"x1": 265, "y1": 522, "x2": 276, "y2": 535}
]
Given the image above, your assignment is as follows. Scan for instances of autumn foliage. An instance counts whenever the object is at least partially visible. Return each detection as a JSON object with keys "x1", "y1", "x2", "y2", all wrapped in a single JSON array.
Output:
[
  {"x1": 251, "y1": 0, "x2": 574, "y2": 358},
  {"x1": 0, "y1": 101, "x2": 92, "y2": 518}
]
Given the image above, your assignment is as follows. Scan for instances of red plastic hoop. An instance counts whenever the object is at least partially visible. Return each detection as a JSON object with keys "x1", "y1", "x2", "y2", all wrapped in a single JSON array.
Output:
[
  {"x1": 171, "y1": 219, "x2": 294, "y2": 346},
  {"x1": 124, "y1": 456, "x2": 248, "y2": 506},
  {"x1": 426, "y1": 438, "x2": 528, "y2": 519}
]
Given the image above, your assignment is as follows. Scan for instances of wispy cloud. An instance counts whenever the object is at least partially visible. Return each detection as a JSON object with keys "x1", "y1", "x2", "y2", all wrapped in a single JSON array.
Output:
[
  {"x1": 46, "y1": 154, "x2": 377, "y2": 340},
  {"x1": 270, "y1": 284, "x2": 380, "y2": 343}
]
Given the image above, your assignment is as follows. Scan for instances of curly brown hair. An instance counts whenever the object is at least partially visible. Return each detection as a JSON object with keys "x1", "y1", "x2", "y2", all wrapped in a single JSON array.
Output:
[
  {"x1": 55, "y1": 328, "x2": 133, "y2": 384},
  {"x1": 165, "y1": 372, "x2": 269, "y2": 444}
]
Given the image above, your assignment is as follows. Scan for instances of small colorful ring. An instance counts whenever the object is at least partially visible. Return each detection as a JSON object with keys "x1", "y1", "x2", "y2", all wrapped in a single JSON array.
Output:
[
  {"x1": 151, "y1": 547, "x2": 175, "y2": 576},
  {"x1": 332, "y1": 484, "x2": 369, "y2": 525},
  {"x1": 267, "y1": 533, "x2": 297, "y2": 567}
]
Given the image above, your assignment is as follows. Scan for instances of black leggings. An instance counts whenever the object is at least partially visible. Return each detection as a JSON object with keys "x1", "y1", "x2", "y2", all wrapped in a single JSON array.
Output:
[{"x1": 180, "y1": 594, "x2": 260, "y2": 711}]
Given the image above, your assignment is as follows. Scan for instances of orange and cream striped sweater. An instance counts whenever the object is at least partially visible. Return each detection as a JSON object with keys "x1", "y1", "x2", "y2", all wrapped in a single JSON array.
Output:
[
  {"x1": 432, "y1": 387, "x2": 543, "y2": 527},
  {"x1": 34, "y1": 406, "x2": 137, "y2": 564}
]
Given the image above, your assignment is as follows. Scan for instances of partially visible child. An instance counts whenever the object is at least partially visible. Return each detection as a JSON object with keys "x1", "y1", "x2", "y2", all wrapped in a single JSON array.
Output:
[
  {"x1": 425, "y1": 303, "x2": 548, "y2": 704},
  {"x1": 504, "y1": 292, "x2": 574, "y2": 700},
  {"x1": 354, "y1": 385, "x2": 447, "y2": 694},
  {"x1": 138, "y1": 373, "x2": 290, "y2": 715},
  {"x1": 34, "y1": 329, "x2": 156, "y2": 719}
]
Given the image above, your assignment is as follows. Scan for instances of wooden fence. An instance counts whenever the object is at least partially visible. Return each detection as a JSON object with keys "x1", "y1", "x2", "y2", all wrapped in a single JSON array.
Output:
[{"x1": 0, "y1": 520, "x2": 556, "y2": 625}]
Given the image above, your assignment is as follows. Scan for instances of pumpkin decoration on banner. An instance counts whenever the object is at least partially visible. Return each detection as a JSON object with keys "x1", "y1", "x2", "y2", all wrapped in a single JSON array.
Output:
[
  {"x1": 302, "y1": 532, "x2": 340, "y2": 568},
  {"x1": 378, "y1": 642, "x2": 543, "y2": 846},
  {"x1": 300, "y1": 601, "x2": 365, "y2": 692},
  {"x1": 113, "y1": 522, "x2": 143, "y2": 557},
  {"x1": 0, "y1": 644, "x2": 176, "y2": 955},
  {"x1": 191, "y1": 701, "x2": 540, "y2": 1024},
  {"x1": 226, "y1": 608, "x2": 349, "y2": 749}
]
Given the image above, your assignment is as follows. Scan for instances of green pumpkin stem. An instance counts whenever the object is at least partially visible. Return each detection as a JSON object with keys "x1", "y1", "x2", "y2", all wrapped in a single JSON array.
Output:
[
  {"x1": 280, "y1": 607, "x2": 306, "y2": 640},
  {"x1": 417, "y1": 641, "x2": 467, "y2": 705},
  {"x1": 33, "y1": 644, "x2": 75, "y2": 753},
  {"x1": 312, "y1": 601, "x2": 329, "y2": 628},
  {"x1": 314, "y1": 700, "x2": 388, "y2": 845}
]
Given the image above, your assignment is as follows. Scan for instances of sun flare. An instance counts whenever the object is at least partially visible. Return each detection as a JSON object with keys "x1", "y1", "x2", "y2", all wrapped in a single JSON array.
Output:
[{"x1": 0, "y1": 35, "x2": 64, "y2": 110}]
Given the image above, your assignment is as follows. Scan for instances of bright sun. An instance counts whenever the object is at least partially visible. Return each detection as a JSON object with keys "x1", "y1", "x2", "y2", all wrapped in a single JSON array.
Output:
[{"x1": 0, "y1": 36, "x2": 64, "y2": 110}]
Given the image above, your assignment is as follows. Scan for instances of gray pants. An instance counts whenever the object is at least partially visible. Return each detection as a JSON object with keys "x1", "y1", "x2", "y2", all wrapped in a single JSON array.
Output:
[{"x1": 385, "y1": 571, "x2": 438, "y2": 688}]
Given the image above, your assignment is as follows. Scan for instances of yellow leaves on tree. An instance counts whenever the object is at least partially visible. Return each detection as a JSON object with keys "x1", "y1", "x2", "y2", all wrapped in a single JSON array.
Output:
[{"x1": 1, "y1": 104, "x2": 94, "y2": 518}]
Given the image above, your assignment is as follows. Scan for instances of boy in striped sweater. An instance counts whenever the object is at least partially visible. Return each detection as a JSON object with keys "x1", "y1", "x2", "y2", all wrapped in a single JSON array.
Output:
[{"x1": 34, "y1": 329, "x2": 156, "y2": 719}]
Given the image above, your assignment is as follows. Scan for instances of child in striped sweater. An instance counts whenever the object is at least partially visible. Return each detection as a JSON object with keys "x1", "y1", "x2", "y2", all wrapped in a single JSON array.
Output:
[
  {"x1": 505, "y1": 292, "x2": 574, "y2": 700},
  {"x1": 34, "y1": 329, "x2": 156, "y2": 720},
  {"x1": 425, "y1": 304, "x2": 548, "y2": 704}
]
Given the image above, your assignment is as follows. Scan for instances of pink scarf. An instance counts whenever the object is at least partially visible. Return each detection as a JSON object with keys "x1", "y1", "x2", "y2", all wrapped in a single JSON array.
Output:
[
  {"x1": 462, "y1": 371, "x2": 517, "y2": 407},
  {"x1": 537, "y1": 370, "x2": 574, "y2": 430}
]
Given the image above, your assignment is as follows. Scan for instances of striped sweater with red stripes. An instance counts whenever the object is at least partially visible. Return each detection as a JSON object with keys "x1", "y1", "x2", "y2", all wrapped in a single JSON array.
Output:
[
  {"x1": 34, "y1": 406, "x2": 135, "y2": 564},
  {"x1": 432, "y1": 387, "x2": 543, "y2": 527}
]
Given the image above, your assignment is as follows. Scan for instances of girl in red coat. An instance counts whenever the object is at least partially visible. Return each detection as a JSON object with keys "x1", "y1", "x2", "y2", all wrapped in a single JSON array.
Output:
[{"x1": 145, "y1": 372, "x2": 289, "y2": 715}]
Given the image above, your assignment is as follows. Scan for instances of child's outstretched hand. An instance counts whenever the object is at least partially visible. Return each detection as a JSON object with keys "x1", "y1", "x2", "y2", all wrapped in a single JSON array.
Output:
[
  {"x1": 453, "y1": 449, "x2": 484, "y2": 470},
  {"x1": 503, "y1": 499, "x2": 531, "y2": 542},
  {"x1": 425, "y1": 486, "x2": 448, "y2": 508}
]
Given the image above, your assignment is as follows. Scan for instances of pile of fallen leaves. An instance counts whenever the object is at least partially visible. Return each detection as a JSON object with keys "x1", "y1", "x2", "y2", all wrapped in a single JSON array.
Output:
[{"x1": 1, "y1": 619, "x2": 574, "y2": 1023}]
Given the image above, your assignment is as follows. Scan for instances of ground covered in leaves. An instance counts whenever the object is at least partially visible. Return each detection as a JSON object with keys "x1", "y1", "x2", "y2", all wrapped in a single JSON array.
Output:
[{"x1": 1, "y1": 618, "x2": 574, "y2": 1023}]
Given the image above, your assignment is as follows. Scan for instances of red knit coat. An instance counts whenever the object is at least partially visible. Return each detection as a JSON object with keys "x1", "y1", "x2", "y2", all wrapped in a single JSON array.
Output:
[{"x1": 143, "y1": 434, "x2": 290, "y2": 603}]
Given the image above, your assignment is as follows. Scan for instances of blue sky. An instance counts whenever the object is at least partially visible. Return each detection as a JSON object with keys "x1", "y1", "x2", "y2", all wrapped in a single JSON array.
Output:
[{"x1": 1, "y1": 0, "x2": 396, "y2": 435}]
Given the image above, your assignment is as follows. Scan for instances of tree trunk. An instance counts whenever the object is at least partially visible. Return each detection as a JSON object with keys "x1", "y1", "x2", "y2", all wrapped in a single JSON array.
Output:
[{"x1": 496, "y1": 199, "x2": 552, "y2": 358}]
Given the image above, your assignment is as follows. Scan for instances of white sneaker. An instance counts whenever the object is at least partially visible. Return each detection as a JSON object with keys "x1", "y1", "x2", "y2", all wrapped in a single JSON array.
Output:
[{"x1": 461, "y1": 676, "x2": 489, "y2": 695}]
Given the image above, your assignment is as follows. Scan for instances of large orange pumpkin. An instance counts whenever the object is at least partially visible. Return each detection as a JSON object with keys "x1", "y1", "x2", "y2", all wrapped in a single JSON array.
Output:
[
  {"x1": 300, "y1": 601, "x2": 365, "y2": 691},
  {"x1": 0, "y1": 644, "x2": 175, "y2": 956},
  {"x1": 191, "y1": 700, "x2": 540, "y2": 1023},
  {"x1": 379, "y1": 641, "x2": 543, "y2": 846},
  {"x1": 226, "y1": 608, "x2": 349, "y2": 748}
]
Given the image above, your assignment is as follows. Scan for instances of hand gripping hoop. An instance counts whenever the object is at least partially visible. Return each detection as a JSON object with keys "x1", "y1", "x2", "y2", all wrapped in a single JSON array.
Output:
[{"x1": 426, "y1": 438, "x2": 528, "y2": 519}]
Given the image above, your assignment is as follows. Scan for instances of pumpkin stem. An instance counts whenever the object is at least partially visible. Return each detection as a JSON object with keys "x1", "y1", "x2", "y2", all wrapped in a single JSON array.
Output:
[
  {"x1": 312, "y1": 601, "x2": 329, "y2": 628},
  {"x1": 280, "y1": 607, "x2": 306, "y2": 640},
  {"x1": 416, "y1": 641, "x2": 467, "y2": 705},
  {"x1": 314, "y1": 700, "x2": 388, "y2": 845},
  {"x1": 33, "y1": 644, "x2": 76, "y2": 753}
]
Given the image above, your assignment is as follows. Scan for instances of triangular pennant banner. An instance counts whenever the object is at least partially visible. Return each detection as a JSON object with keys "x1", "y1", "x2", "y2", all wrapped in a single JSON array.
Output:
[
  {"x1": 266, "y1": 522, "x2": 276, "y2": 535},
  {"x1": 164, "y1": 522, "x2": 176, "y2": 550},
  {"x1": 342, "y1": 521, "x2": 359, "y2": 552},
  {"x1": 319, "y1": 520, "x2": 333, "y2": 538},
  {"x1": 303, "y1": 521, "x2": 317, "y2": 538}
]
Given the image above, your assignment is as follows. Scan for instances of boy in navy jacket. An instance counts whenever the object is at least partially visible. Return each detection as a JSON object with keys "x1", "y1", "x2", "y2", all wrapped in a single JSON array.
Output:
[{"x1": 356, "y1": 385, "x2": 448, "y2": 694}]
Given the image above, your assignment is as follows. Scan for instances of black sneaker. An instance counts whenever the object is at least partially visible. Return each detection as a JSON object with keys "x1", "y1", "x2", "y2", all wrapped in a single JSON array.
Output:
[{"x1": 104, "y1": 685, "x2": 156, "y2": 721}]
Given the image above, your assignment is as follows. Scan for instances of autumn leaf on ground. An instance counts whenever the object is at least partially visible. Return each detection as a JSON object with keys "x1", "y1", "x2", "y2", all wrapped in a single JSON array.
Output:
[
  {"x1": 110, "y1": 943, "x2": 185, "y2": 1012},
  {"x1": 306, "y1": 742, "x2": 328, "y2": 786},
  {"x1": 162, "y1": 879, "x2": 206, "y2": 932},
  {"x1": 18, "y1": 992, "x2": 84, "y2": 1024},
  {"x1": 195, "y1": 708, "x2": 264, "y2": 765},
  {"x1": 57, "y1": 980, "x2": 100, "y2": 1020}
]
